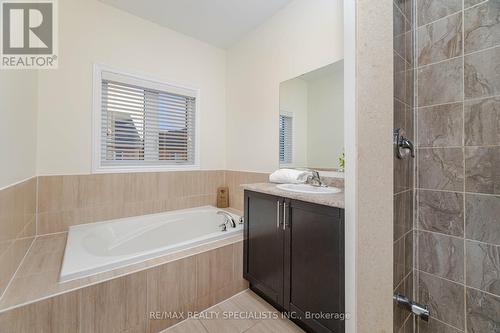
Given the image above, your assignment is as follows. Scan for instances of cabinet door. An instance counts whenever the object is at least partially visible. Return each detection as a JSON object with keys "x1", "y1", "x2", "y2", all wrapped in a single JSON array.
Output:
[
  {"x1": 284, "y1": 199, "x2": 345, "y2": 333},
  {"x1": 243, "y1": 190, "x2": 284, "y2": 307}
]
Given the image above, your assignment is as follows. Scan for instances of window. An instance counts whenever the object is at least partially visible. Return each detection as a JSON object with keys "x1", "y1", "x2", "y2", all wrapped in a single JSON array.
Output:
[
  {"x1": 93, "y1": 66, "x2": 198, "y2": 172},
  {"x1": 279, "y1": 114, "x2": 293, "y2": 164}
]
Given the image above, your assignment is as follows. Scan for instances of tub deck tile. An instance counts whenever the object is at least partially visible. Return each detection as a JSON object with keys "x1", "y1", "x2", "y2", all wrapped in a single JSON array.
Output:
[{"x1": 0, "y1": 231, "x2": 243, "y2": 313}]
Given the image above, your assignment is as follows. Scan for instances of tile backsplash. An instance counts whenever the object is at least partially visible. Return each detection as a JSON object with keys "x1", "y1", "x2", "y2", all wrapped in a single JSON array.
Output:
[
  {"x1": 37, "y1": 171, "x2": 225, "y2": 234},
  {"x1": 0, "y1": 170, "x2": 269, "y2": 236}
]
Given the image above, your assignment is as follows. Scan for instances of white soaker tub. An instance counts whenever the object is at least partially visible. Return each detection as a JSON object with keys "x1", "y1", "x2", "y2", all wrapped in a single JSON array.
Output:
[{"x1": 59, "y1": 206, "x2": 242, "y2": 282}]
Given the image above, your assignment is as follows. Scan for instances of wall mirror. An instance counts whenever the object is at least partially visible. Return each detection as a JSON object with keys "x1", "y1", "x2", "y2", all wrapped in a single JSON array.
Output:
[{"x1": 279, "y1": 60, "x2": 344, "y2": 171}]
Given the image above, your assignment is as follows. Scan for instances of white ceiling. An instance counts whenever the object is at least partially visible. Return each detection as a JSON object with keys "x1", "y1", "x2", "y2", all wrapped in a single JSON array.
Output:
[{"x1": 99, "y1": 0, "x2": 294, "y2": 48}]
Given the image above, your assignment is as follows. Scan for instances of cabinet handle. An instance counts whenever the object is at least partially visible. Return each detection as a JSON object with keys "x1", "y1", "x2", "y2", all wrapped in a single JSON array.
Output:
[
  {"x1": 276, "y1": 200, "x2": 281, "y2": 229},
  {"x1": 283, "y1": 202, "x2": 287, "y2": 230}
]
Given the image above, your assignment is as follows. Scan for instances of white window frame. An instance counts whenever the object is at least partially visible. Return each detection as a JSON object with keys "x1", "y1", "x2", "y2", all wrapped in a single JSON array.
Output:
[{"x1": 92, "y1": 64, "x2": 201, "y2": 173}]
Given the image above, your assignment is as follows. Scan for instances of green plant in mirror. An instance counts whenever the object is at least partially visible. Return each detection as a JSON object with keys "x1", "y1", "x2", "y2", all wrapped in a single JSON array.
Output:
[{"x1": 338, "y1": 152, "x2": 345, "y2": 172}]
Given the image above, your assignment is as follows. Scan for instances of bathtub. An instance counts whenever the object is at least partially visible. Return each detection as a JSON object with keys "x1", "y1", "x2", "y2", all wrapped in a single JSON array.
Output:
[{"x1": 59, "y1": 206, "x2": 243, "y2": 282}]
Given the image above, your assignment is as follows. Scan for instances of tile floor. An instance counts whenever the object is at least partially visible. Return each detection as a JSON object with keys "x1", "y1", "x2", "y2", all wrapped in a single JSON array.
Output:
[{"x1": 162, "y1": 290, "x2": 304, "y2": 333}]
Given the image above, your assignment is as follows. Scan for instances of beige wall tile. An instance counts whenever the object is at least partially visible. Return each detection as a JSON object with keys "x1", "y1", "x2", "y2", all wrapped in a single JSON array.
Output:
[
  {"x1": 0, "y1": 239, "x2": 245, "y2": 332},
  {"x1": 37, "y1": 171, "x2": 227, "y2": 234},
  {"x1": 196, "y1": 244, "x2": 235, "y2": 299},
  {"x1": 232, "y1": 242, "x2": 248, "y2": 292},
  {"x1": 80, "y1": 271, "x2": 148, "y2": 333},
  {"x1": 225, "y1": 171, "x2": 268, "y2": 211},
  {"x1": 0, "y1": 237, "x2": 34, "y2": 297},
  {"x1": 147, "y1": 256, "x2": 197, "y2": 332},
  {"x1": 0, "y1": 178, "x2": 37, "y2": 297},
  {"x1": 0, "y1": 291, "x2": 80, "y2": 333}
]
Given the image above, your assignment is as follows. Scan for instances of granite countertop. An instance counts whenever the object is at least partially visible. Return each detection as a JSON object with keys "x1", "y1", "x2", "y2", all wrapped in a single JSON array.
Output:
[{"x1": 242, "y1": 183, "x2": 345, "y2": 209}]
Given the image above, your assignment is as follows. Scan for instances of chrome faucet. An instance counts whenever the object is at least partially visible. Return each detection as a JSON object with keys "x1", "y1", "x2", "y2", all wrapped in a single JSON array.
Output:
[
  {"x1": 307, "y1": 170, "x2": 324, "y2": 187},
  {"x1": 217, "y1": 211, "x2": 236, "y2": 231}
]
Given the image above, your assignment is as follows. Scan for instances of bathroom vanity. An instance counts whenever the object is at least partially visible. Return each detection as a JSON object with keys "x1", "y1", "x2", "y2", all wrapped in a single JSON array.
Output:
[{"x1": 243, "y1": 185, "x2": 345, "y2": 333}]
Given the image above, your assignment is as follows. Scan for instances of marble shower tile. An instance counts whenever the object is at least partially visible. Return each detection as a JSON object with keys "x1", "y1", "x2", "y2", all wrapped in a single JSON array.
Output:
[
  {"x1": 464, "y1": 97, "x2": 500, "y2": 146},
  {"x1": 417, "y1": 12, "x2": 462, "y2": 66},
  {"x1": 405, "y1": 28, "x2": 415, "y2": 68},
  {"x1": 405, "y1": 231, "x2": 414, "y2": 276},
  {"x1": 407, "y1": 100, "x2": 415, "y2": 140},
  {"x1": 417, "y1": 0, "x2": 462, "y2": 26},
  {"x1": 466, "y1": 241, "x2": 500, "y2": 297},
  {"x1": 465, "y1": 146, "x2": 500, "y2": 194},
  {"x1": 394, "y1": 2, "x2": 409, "y2": 38},
  {"x1": 465, "y1": 0, "x2": 485, "y2": 9},
  {"x1": 394, "y1": 237, "x2": 406, "y2": 289},
  {"x1": 417, "y1": 103, "x2": 463, "y2": 147},
  {"x1": 394, "y1": 280, "x2": 408, "y2": 330},
  {"x1": 418, "y1": 318, "x2": 463, "y2": 333},
  {"x1": 404, "y1": 271, "x2": 414, "y2": 307},
  {"x1": 394, "y1": 98, "x2": 407, "y2": 131},
  {"x1": 465, "y1": 194, "x2": 500, "y2": 246},
  {"x1": 394, "y1": 190, "x2": 413, "y2": 240},
  {"x1": 418, "y1": 190, "x2": 464, "y2": 237},
  {"x1": 464, "y1": 1, "x2": 500, "y2": 54},
  {"x1": 395, "y1": 32, "x2": 407, "y2": 65},
  {"x1": 418, "y1": 231, "x2": 464, "y2": 282},
  {"x1": 466, "y1": 288, "x2": 500, "y2": 332},
  {"x1": 417, "y1": 148, "x2": 464, "y2": 191},
  {"x1": 418, "y1": 58, "x2": 464, "y2": 107},
  {"x1": 395, "y1": 154, "x2": 413, "y2": 193},
  {"x1": 465, "y1": 46, "x2": 500, "y2": 99},
  {"x1": 395, "y1": 0, "x2": 413, "y2": 22},
  {"x1": 395, "y1": 61, "x2": 407, "y2": 103},
  {"x1": 418, "y1": 272, "x2": 465, "y2": 329}
]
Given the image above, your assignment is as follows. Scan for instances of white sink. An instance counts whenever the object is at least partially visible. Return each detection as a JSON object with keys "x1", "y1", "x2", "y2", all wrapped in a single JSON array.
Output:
[{"x1": 276, "y1": 184, "x2": 342, "y2": 194}]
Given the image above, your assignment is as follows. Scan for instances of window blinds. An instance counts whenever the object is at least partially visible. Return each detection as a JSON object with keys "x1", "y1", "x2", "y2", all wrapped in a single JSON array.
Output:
[
  {"x1": 279, "y1": 115, "x2": 293, "y2": 164},
  {"x1": 100, "y1": 72, "x2": 196, "y2": 167}
]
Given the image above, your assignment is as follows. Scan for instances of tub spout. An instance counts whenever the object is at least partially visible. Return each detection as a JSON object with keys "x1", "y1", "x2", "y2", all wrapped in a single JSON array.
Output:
[{"x1": 217, "y1": 211, "x2": 236, "y2": 228}]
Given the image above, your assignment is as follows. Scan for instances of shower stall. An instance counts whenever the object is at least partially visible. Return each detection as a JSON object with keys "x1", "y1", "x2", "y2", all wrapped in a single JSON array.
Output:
[{"x1": 393, "y1": 0, "x2": 500, "y2": 331}]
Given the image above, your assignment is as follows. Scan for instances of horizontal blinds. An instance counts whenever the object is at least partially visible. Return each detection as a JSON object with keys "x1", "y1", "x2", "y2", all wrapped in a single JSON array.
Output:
[
  {"x1": 101, "y1": 75, "x2": 196, "y2": 166},
  {"x1": 279, "y1": 115, "x2": 292, "y2": 164}
]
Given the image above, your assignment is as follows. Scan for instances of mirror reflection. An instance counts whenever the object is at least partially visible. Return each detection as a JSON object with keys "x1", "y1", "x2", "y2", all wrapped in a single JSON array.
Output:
[
  {"x1": 279, "y1": 61, "x2": 344, "y2": 171},
  {"x1": 279, "y1": 60, "x2": 344, "y2": 171}
]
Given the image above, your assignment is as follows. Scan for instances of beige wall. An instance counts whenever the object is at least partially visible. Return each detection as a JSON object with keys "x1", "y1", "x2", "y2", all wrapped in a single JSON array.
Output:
[
  {"x1": 226, "y1": 0, "x2": 344, "y2": 173},
  {"x1": 36, "y1": 0, "x2": 227, "y2": 175},
  {"x1": 0, "y1": 71, "x2": 38, "y2": 188},
  {"x1": 307, "y1": 69, "x2": 344, "y2": 169},
  {"x1": 29, "y1": 0, "x2": 343, "y2": 176}
]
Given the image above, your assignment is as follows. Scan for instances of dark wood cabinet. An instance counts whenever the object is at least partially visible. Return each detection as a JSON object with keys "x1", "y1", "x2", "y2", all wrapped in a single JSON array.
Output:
[
  {"x1": 243, "y1": 191, "x2": 284, "y2": 307},
  {"x1": 244, "y1": 190, "x2": 345, "y2": 333}
]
